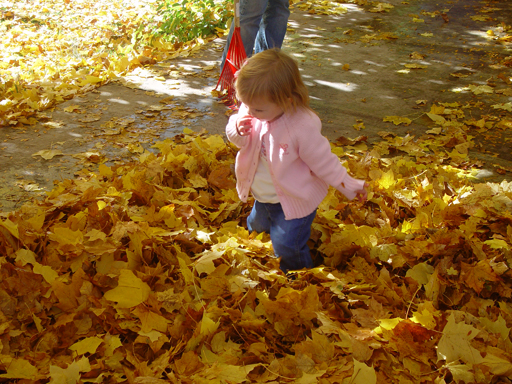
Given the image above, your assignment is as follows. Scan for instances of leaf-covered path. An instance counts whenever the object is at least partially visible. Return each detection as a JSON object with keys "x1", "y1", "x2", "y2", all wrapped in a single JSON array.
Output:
[{"x1": 1, "y1": 0, "x2": 512, "y2": 383}]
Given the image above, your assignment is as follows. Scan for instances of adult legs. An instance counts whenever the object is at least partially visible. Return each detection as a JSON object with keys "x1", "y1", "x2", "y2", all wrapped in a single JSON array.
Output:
[
  {"x1": 220, "y1": 0, "x2": 269, "y2": 71},
  {"x1": 255, "y1": 0, "x2": 290, "y2": 53}
]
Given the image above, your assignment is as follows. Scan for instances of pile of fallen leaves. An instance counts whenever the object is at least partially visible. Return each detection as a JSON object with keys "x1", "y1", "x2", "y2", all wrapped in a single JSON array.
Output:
[
  {"x1": 0, "y1": 0, "x2": 217, "y2": 127},
  {"x1": 1, "y1": 115, "x2": 511, "y2": 383},
  {"x1": 2, "y1": 0, "x2": 512, "y2": 383}
]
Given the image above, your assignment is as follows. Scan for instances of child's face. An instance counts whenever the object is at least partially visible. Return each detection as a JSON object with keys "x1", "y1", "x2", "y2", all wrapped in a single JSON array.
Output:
[{"x1": 242, "y1": 97, "x2": 284, "y2": 122}]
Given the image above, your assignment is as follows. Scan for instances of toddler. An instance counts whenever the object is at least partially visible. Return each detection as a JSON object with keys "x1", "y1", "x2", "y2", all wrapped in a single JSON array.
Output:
[{"x1": 225, "y1": 48, "x2": 368, "y2": 273}]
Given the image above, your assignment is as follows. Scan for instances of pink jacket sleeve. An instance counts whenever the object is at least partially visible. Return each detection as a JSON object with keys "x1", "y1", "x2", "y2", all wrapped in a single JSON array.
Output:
[
  {"x1": 294, "y1": 113, "x2": 365, "y2": 200},
  {"x1": 226, "y1": 105, "x2": 249, "y2": 148}
]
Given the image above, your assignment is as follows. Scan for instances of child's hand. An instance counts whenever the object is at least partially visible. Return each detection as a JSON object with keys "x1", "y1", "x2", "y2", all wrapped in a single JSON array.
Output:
[
  {"x1": 236, "y1": 115, "x2": 253, "y2": 136},
  {"x1": 355, "y1": 182, "x2": 369, "y2": 202}
]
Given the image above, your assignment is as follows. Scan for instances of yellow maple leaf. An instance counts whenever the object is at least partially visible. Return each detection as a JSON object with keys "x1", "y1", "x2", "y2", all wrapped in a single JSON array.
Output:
[
  {"x1": 200, "y1": 312, "x2": 220, "y2": 335},
  {"x1": 492, "y1": 102, "x2": 512, "y2": 112},
  {"x1": 404, "y1": 63, "x2": 428, "y2": 69},
  {"x1": 79, "y1": 75, "x2": 102, "y2": 86},
  {"x1": 132, "y1": 306, "x2": 169, "y2": 333},
  {"x1": 383, "y1": 116, "x2": 412, "y2": 125},
  {"x1": 426, "y1": 113, "x2": 446, "y2": 124},
  {"x1": 200, "y1": 363, "x2": 258, "y2": 384},
  {"x1": 471, "y1": 15, "x2": 489, "y2": 21},
  {"x1": 194, "y1": 249, "x2": 225, "y2": 275},
  {"x1": 99, "y1": 163, "x2": 114, "y2": 178},
  {"x1": 350, "y1": 359, "x2": 377, "y2": 384},
  {"x1": 468, "y1": 84, "x2": 493, "y2": 95},
  {"x1": 445, "y1": 363, "x2": 475, "y2": 384},
  {"x1": 353, "y1": 121, "x2": 365, "y2": 130},
  {"x1": 374, "y1": 169, "x2": 395, "y2": 189},
  {"x1": 496, "y1": 119, "x2": 512, "y2": 129},
  {"x1": 69, "y1": 336, "x2": 103, "y2": 355},
  {"x1": 295, "y1": 371, "x2": 327, "y2": 384},
  {"x1": 32, "y1": 149, "x2": 64, "y2": 160},
  {"x1": 15, "y1": 249, "x2": 58, "y2": 284},
  {"x1": 0, "y1": 218, "x2": 19, "y2": 238},
  {"x1": 128, "y1": 143, "x2": 144, "y2": 154},
  {"x1": 482, "y1": 353, "x2": 512, "y2": 376},
  {"x1": 49, "y1": 357, "x2": 91, "y2": 384},
  {"x1": 104, "y1": 269, "x2": 151, "y2": 308},
  {"x1": 85, "y1": 228, "x2": 107, "y2": 242},
  {"x1": 26, "y1": 209, "x2": 45, "y2": 231},
  {"x1": 437, "y1": 313, "x2": 483, "y2": 364},
  {"x1": 63, "y1": 105, "x2": 80, "y2": 112},
  {"x1": 376, "y1": 317, "x2": 401, "y2": 331},
  {"x1": 370, "y1": 2, "x2": 394, "y2": 12},
  {"x1": 450, "y1": 72, "x2": 470, "y2": 78},
  {"x1": 178, "y1": 256, "x2": 195, "y2": 284},
  {"x1": 479, "y1": 315, "x2": 510, "y2": 341},
  {"x1": 411, "y1": 310, "x2": 436, "y2": 330},
  {"x1": 295, "y1": 331, "x2": 334, "y2": 363},
  {"x1": 0, "y1": 358, "x2": 38, "y2": 379},
  {"x1": 104, "y1": 335, "x2": 123, "y2": 357},
  {"x1": 48, "y1": 227, "x2": 84, "y2": 246}
]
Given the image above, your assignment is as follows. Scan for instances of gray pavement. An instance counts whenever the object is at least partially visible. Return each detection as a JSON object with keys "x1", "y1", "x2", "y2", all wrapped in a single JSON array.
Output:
[{"x1": 1, "y1": 0, "x2": 511, "y2": 212}]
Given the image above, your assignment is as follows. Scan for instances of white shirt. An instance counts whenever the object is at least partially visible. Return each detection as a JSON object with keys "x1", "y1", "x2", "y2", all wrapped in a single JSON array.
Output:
[{"x1": 250, "y1": 135, "x2": 279, "y2": 203}]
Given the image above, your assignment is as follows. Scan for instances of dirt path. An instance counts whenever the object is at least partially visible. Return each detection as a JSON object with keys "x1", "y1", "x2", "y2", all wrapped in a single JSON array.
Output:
[{"x1": 1, "y1": 0, "x2": 511, "y2": 213}]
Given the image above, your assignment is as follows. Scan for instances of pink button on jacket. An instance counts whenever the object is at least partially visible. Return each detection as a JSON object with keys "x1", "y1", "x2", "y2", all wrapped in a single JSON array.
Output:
[{"x1": 226, "y1": 105, "x2": 366, "y2": 220}]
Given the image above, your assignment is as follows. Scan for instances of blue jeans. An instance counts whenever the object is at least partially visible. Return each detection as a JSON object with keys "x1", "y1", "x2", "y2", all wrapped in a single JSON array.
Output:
[
  {"x1": 247, "y1": 201, "x2": 316, "y2": 273},
  {"x1": 220, "y1": 0, "x2": 290, "y2": 71}
]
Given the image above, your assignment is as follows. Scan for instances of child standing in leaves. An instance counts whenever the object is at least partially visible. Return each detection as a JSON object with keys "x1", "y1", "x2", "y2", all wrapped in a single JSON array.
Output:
[{"x1": 225, "y1": 48, "x2": 368, "y2": 273}]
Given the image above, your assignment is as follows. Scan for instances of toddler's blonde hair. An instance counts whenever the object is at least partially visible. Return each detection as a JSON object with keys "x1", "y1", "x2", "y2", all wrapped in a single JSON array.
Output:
[{"x1": 235, "y1": 48, "x2": 310, "y2": 112}]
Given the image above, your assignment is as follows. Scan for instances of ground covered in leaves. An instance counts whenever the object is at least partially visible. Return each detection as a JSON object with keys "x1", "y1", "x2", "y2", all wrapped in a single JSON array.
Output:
[
  {"x1": 1, "y1": 121, "x2": 511, "y2": 383},
  {"x1": 0, "y1": 0, "x2": 218, "y2": 127},
  {"x1": 1, "y1": 0, "x2": 512, "y2": 383}
]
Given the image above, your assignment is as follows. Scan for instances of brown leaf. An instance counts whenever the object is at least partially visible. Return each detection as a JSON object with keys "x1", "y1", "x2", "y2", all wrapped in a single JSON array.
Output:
[
  {"x1": 461, "y1": 260, "x2": 500, "y2": 294},
  {"x1": 208, "y1": 164, "x2": 236, "y2": 190},
  {"x1": 175, "y1": 351, "x2": 203, "y2": 376}
]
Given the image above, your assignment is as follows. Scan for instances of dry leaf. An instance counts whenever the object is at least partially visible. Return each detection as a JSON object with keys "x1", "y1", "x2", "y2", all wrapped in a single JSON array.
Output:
[
  {"x1": 104, "y1": 269, "x2": 151, "y2": 308},
  {"x1": 32, "y1": 149, "x2": 64, "y2": 160}
]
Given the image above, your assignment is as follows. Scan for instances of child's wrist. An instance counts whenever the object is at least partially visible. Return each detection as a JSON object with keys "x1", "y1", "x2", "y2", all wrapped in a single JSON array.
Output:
[{"x1": 235, "y1": 120, "x2": 242, "y2": 136}]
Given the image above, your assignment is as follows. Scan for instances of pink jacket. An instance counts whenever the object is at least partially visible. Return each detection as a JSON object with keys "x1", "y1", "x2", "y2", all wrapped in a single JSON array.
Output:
[{"x1": 226, "y1": 105, "x2": 366, "y2": 220}]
